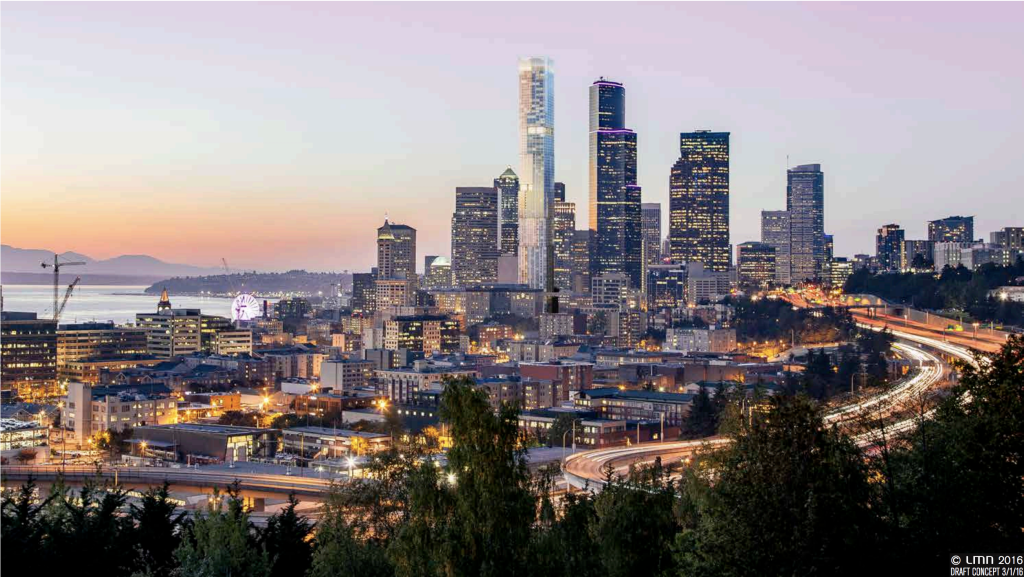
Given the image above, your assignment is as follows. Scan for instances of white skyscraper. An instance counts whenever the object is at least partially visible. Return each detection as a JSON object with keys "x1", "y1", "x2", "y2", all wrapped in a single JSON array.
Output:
[{"x1": 517, "y1": 57, "x2": 555, "y2": 291}]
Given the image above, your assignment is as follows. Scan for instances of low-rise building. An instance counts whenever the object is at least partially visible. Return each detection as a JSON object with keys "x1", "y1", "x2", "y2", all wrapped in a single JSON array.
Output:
[
  {"x1": 575, "y1": 387, "x2": 694, "y2": 427},
  {"x1": 65, "y1": 381, "x2": 178, "y2": 442},
  {"x1": 133, "y1": 423, "x2": 278, "y2": 464},
  {"x1": 281, "y1": 426, "x2": 391, "y2": 460}
]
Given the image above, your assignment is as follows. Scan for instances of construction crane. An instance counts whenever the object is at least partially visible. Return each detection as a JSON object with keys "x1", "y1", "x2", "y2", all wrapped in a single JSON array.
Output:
[
  {"x1": 41, "y1": 255, "x2": 85, "y2": 321},
  {"x1": 54, "y1": 277, "x2": 81, "y2": 322}
]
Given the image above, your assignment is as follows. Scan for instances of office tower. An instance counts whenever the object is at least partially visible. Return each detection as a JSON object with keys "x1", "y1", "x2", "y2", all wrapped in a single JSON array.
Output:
[
  {"x1": 646, "y1": 264, "x2": 687, "y2": 311},
  {"x1": 876, "y1": 224, "x2": 905, "y2": 272},
  {"x1": 990, "y1": 227, "x2": 1024, "y2": 251},
  {"x1": 451, "y1": 186, "x2": 499, "y2": 288},
  {"x1": 351, "y1": 273, "x2": 376, "y2": 315},
  {"x1": 571, "y1": 230, "x2": 592, "y2": 294},
  {"x1": 591, "y1": 272, "x2": 631, "y2": 310},
  {"x1": 641, "y1": 203, "x2": 662, "y2": 266},
  {"x1": 737, "y1": 242, "x2": 777, "y2": 288},
  {"x1": 136, "y1": 295, "x2": 202, "y2": 358},
  {"x1": 553, "y1": 197, "x2": 576, "y2": 293},
  {"x1": 903, "y1": 240, "x2": 935, "y2": 269},
  {"x1": 554, "y1": 181, "x2": 566, "y2": 202},
  {"x1": 495, "y1": 167, "x2": 520, "y2": 256},
  {"x1": 670, "y1": 131, "x2": 730, "y2": 272},
  {"x1": 928, "y1": 216, "x2": 974, "y2": 243},
  {"x1": 787, "y1": 163, "x2": 825, "y2": 281},
  {"x1": 518, "y1": 57, "x2": 555, "y2": 291},
  {"x1": 589, "y1": 78, "x2": 643, "y2": 290},
  {"x1": 1, "y1": 312, "x2": 57, "y2": 399},
  {"x1": 761, "y1": 210, "x2": 792, "y2": 285},
  {"x1": 377, "y1": 220, "x2": 417, "y2": 279},
  {"x1": 424, "y1": 256, "x2": 452, "y2": 290},
  {"x1": 824, "y1": 234, "x2": 834, "y2": 263}
]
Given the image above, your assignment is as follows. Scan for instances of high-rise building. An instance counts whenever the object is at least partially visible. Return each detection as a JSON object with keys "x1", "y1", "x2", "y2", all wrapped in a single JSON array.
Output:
[
  {"x1": 641, "y1": 203, "x2": 662, "y2": 266},
  {"x1": 424, "y1": 256, "x2": 452, "y2": 290},
  {"x1": 670, "y1": 131, "x2": 730, "y2": 272},
  {"x1": 351, "y1": 273, "x2": 376, "y2": 315},
  {"x1": 928, "y1": 216, "x2": 974, "y2": 244},
  {"x1": 571, "y1": 230, "x2": 591, "y2": 294},
  {"x1": 554, "y1": 181, "x2": 566, "y2": 202},
  {"x1": 903, "y1": 240, "x2": 935, "y2": 270},
  {"x1": 990, "y1": 227, "x2": 1024, "y2": 250},
  {"x1": 761, "y1": 210, "x2": 791, "y2": 285},
  {"x1": 787, "y1": 164, "x2": 825, "y2": 281},
  {"x1": 553, "y1": 197, "x2": 576, "y2": 293},
  {"x1": 451, "y1": 186, "x2": 499, "y2": 288},
  {"x1": 824, "y1": 234, "x2": 834, "y2": 263},
  {"x1": 589, "y1": 79, "x2": 642, "y2": 290},
  {"x1": 876, "y1": 224, "x2": 905, "y2": 272},
  {"x1": 645, "y1": 264, "x2": 687, "y2": 311},
  {"x1": 377, "y1": 220, "x2": 417, "y2": 279},
  {"x1": 736, "y1": 242, "x2": 777, "y2": 288},
  {"x1": 518, "y1": 57, "x2": 555, "y2": 291},
  {"x1": 494, "y1": 167, "x2": 520, "y2": 256},
  {"x1": 1, "y1": 312, "x2": 57, "y2": 399}
]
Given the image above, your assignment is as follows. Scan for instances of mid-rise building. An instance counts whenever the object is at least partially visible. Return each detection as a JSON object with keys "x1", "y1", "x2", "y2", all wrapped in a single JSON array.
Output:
[
  {"x1": 876, "y1": 224, "x2": 905, "y2": 272},
  {"x1": 451, "y1": 186, "x2": 499, "y2": 288},
  {"x1": 383, "y1": 315, "x2": 460, "y2": 356},
  {"x1": 57, "y1": 322, "x2": 147, "y2": 365},
  {"x1": 589, "y1": 78, "x2": 643, "y2": 289},
  {"x1": 646, "y1": 264, "x2": 687, "y2": 311},
  {"x1": 591, "y1": 272, "x2": 631, "y2": 311},
  {"x1": 375, "y1": 278, "x2": 418, "y2": 310},
  {"x1": 539, "y1": 312, "x2": 575, "y2": 340},
  {"x1": 826, "y1": 257, "x2": 854, "y2": 288},
  {"x1": 377, "y1": 220, "x2": 417, "y2": 280},
  {"x1": 670, "y1": 131, "x2": 730, "y2": 272},
  {"x1": 787, "y1": 164, "x2": 825, "y2": 281},
  {"x1": 135, "y1": 291, "x2": 202, "y2": 358},
  {"x1": 65, "y1": 381, "x2": 177, "y2": 441},
  {"x1": 928, "y1": 216, "x2": 974, "y2": 244},
  {"x1": 424, "y1": 257, "x2": 452, "y2": 291},
  {"x1": 903, "y1": 240, "x2": 935, "y2": 270},
  {"x1": 990, "y1": 227, "x2": 1024, "y2": 251},
  {"x1": 1, "y1": 312, "x2": 58, "y2": 399},
  {"x1": 571, "y1": 230, "x2": 591, "y2": 294},
  {"x1": 736, "y1": 242, "x2": 776, "y2": 288},
  {"x1": 664, "y1": 327, "x2": 737, "y2": 354},
  {"x1": 350, "y1": 273, "x2": 376, "y2": 315},
  {"x1": 494, "y1": 167, "x2": 520, "y2": 257},
  {"x1": 518, "y1": 56, "x2": 556, "y2": 290},
  {"x1": 320, "y1": 358, "x2": 376, "y2": 393}
]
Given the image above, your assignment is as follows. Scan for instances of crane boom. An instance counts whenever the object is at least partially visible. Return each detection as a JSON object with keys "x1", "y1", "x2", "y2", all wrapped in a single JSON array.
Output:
[
  {"x1": 41, "y1": 255, "x2": 86, "y2": 321},
  {"x1": 55, "y1": 277, "x2": 81, "y2": 322}
]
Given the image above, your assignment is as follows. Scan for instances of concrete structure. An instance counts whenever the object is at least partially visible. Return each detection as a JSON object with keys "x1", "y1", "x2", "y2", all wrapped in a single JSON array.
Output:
[
  {"x1": 928, "y1": 215, "x2": 974, "y2": 244},
  {"x1": 576, "y1": 387, "x2": 694, "y2": 428},
  {"x1": 664, "y1": 328, "x2": 737, "y2": 354},
  {"x1": 1, "y1": 312, "x2": 58, "y2": 399},
  {"x1": 57, "y1": 322, "x2": 147, "y2": 365},
  {"x1": 377, "y1": 220, "x2": 417, "y2": 280},
  {"x1": 65, "y1": 381, "x2": 177, "y2": 442},
  {"x1": 319, "y1": 358, "x2": 375, "y2": 393}
]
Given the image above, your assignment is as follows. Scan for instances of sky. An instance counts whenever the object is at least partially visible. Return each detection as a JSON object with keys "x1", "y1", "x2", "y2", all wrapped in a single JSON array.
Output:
[{"x1": 2, "y1": 2, "x2": 1022, "y2": 273}]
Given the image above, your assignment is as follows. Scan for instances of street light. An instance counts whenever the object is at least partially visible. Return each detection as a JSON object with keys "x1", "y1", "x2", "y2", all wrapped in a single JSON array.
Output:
[{"x1": 347, "y1": 455, "x2": 356, "y2": 479}]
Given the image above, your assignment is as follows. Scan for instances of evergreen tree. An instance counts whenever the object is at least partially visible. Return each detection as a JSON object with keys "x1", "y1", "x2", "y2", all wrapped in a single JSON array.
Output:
[
  {"x1": 260, "y1": 494, "x2": 313, "y2": 577},
  {"x1": 174, "y1": 487, "x2": 270, "y2": 577}
]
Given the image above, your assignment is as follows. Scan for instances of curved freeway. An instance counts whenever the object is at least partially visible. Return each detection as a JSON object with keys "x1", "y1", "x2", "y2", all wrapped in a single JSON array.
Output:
[{"x1": 564, "y1": 332, "x2": 977, "y2": 491}]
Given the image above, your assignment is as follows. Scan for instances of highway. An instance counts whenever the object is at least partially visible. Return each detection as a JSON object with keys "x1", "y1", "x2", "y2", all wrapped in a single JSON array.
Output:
[
  {"x1": 564, "y1": 329, "x2": 977, "y2": 491},
  {"x1": 0, "y1": 464, "x2": 337, "y2": 498}
]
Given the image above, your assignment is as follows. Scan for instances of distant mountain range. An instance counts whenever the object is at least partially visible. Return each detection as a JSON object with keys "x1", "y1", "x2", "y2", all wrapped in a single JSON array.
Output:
[{"x1": 1, "y1": 245, "x2": 223, "y2": 278}]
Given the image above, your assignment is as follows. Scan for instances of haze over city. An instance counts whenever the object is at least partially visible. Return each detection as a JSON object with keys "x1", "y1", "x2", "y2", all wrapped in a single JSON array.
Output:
[{"x1": 2, "y1": 2, "x2": 1022, "y2": 272}]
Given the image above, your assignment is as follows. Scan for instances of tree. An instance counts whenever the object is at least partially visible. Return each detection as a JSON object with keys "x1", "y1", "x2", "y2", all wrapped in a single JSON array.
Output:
[
  {"x1": 545, "y1": 413, "x2": 581, "y2": 448},
  {"x1": 880, "y1": 335, "x2": 1024, "y2": 568},
  {"x1": 679, "y1": 395, "x2": 877, "y2": 576},
  {"x1": 174, "y1": 487, "x2": 270, "y2": 577},
  {"x1": 1, "y1": 480, "x2": 52, "y2": 562},
  {"x1": 260, "y1": 494, "x2": 313, "y2": 577},
  {"x1": 14, "y1": 448, "x2": 38, "y2": 464},
  {"x1": 391, "y1": 376, "x2": 535, "y2": 577},
  {"x1": 681, "y1": 384, "x2": 716, "y2": 439},
  {"x1": 131, "y1": 482, "x2": 187, "y2": 577},
  {"x1": 219, "y1": 410, "x2": 260, "y2": 427}
]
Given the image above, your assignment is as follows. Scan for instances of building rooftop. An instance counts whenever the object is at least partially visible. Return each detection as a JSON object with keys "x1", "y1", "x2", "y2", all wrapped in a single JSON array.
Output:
[
  {"x1": 583, "y1": 387, "x2": 695, "y2": 403},
  {"x1": 284, "y1": 426, "x2": 388, "y2": 439}
]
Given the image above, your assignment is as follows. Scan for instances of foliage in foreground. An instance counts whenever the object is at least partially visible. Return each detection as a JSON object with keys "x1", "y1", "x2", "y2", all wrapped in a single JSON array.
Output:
[{"x1": 4, "y1": 341, "x2": 1022, "y2": 576}]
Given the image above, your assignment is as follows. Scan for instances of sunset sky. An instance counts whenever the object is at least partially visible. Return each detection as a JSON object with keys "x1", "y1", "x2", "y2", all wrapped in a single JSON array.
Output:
[{"x1": 2, "y1": 2, "x2": 1022, "y2": 272}]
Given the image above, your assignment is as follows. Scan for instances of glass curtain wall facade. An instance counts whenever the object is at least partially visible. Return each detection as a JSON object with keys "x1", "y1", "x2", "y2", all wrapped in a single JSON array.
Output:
[
  {"x1": 786, "y1": 164, "x2": 825, "y2": 282},
  {"x1": 451, "y1": 187, "x2": 499, "y2": 288},
  {"x1": 670, "y1": 131, "x2": 730, "y2": 272},
  {"x1": 495, "y1": 167, "x2": 520, "y2": 256},
  {"x1": 518, "y1": 57, "x2": 555, "y2": 291},
  {"x1": 589, "y1": 79, "x2": 642, "y2": 290}
]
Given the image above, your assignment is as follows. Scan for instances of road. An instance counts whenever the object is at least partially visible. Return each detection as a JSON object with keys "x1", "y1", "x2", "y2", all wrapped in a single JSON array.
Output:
[
  {"x1": 564, "y1": 332, "x2": 973, "y2": 491},
  {"x1": 0, "y1": 464, "x2": 338, "y2": 498}
]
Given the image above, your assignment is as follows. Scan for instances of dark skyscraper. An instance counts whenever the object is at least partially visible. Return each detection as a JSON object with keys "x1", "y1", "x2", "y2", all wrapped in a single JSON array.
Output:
[
  {"x1": 588, "y1": 78, "x2": 642, "y2": 289},
  {"x1": 494, "y1": 167, "x2": 519, "y2": 256},
  {"x1": 451, "y1": 186, "x2": 499, "y2": 288},
  {"x1": 787, "y1": 163, "x2": 825, "y2": 281},
  {"x1": 571, "y1": 230, "x2": 591, "y2": 294},
  {"x1": 928, "y1": 215, "x2": 974, "y2": 243},
  {"x1": 554, "y1": 181, "x2": 566, "y2": 202},
  {"x1": 553, "y1": 195, "x2": 575, "y2": 293},
  {"x1": 669, "y1": 131, "x2": 730, "y2": 272},
  {"x1": 876, "y1": 224, "x2": 905, "y2": 272},
  {"x1": 641, "y1": 203, "x2": 662, "y2": 266}
]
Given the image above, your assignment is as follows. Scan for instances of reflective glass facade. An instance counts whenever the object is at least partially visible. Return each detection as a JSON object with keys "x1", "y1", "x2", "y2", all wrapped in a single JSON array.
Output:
[
  {"x1": 518, "y1": 57, "x2": 555, "y2": 290},
  {"x1": 451, "y1": 187, "x2": 499, "y2": 288},
  {"x1": 553, "y1": 198, "x2": 575, "y2": 293},
  {"x1": 494, "y1": 167, "x2": 519, "y2": 256},
  {"x1": 670, "y1": 131, "x2": 730, "y2": 272},
  {"x1": 589, "y1": 79, "x2": 642, "y2": 289},
  {"x1": 786, "y1": 164, "x2": 825, "y2": 282},
  {"x1": 761, "y1": 210, "x2": 791, "y2": 285},
  {"x1": 876, "y1": 224, "x2": 905, "y2": 272}
]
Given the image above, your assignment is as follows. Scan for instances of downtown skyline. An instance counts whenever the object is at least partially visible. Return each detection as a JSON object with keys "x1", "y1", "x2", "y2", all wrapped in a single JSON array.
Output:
[{"x1": 3, "y1": 2, "x2": 1023, "y2": 272}]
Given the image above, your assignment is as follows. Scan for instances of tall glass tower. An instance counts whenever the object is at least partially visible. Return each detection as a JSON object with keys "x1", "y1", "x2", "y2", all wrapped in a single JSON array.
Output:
[
  {"x1": 518, "y1": 57, "x2": 555, "y2": 291},
  {"x1": 670, "y1": 131, "x2": 730, "y2": 272},
  {"x1": 787, "y1": 164, "x2": 825, "y2": 281},
  {"x1": 494, "y1": 167, "x2": 519, "y2": 257},
  {"x1": 589, "y1": 78, "x2": 642, "y2": 290}
]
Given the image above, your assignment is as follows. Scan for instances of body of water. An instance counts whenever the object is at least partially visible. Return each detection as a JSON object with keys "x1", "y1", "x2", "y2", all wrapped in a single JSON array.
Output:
[{"x1": 1, "y1": 285, "x2": 276, "y2": 325}]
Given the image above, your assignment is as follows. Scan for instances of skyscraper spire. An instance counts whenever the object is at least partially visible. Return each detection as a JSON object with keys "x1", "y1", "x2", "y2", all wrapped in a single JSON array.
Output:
[{"x1": 157, "y1": 287, "x2": 172, "y2": 313}]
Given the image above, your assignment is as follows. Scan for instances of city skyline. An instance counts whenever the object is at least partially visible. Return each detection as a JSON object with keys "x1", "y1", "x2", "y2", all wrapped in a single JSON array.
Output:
[{"x1": 2, "y1": 3, "x2": 1023, "y2": 272}]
